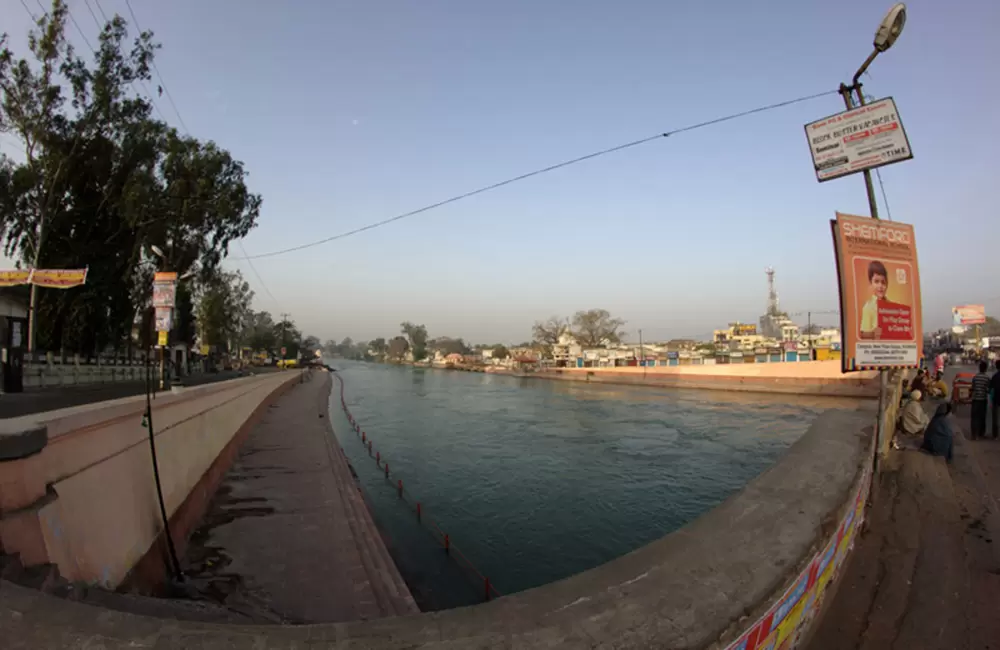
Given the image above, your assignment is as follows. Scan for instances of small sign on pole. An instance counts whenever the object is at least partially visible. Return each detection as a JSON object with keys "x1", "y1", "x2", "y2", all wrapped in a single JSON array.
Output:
[
  {"x1": 805, "y1": 97, "x2": 913, "y2": 182},
  {"x1": 280, "y1": 346, "x2": 287, "y2": 357},
  {"x1": 154, "y1": 307, "x2": 173, "y2": 332},
  {"x1": 158, "y1": 330, "x2": 168, "y2": 347}
]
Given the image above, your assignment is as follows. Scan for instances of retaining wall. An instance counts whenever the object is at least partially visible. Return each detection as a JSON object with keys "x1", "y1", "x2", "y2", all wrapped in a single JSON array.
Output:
[
  {"x1": 1, "y1": 393, "x2": 877, "y2": 649},
  {"x1": 0, "y1": 371, "x2": 301, "y2": 588},
  {"x1": 530, "y1": 360, "x2": 879, "y2": 398}
]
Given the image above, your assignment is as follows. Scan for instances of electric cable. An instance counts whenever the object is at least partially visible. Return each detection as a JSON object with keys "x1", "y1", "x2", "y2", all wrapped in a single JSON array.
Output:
[{"x1": 236, "y1": 89, "x2": 840, "y2": 260}]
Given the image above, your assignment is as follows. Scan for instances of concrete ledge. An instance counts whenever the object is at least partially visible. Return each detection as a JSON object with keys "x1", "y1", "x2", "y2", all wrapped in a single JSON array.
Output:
[
  {"x1": 0, "y1": 425, "x2": 46, "y2": 461},
  {"x1": 0, "y1": 401, "x2": 875, "y2": 648}
]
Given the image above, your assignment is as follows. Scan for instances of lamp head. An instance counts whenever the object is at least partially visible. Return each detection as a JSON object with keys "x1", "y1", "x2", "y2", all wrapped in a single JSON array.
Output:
[{"x1": 874, "y1": 3, "x2": 906, "y2": 52}]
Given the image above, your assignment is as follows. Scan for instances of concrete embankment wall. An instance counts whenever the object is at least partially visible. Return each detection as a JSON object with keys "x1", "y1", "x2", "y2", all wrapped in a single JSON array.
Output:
[
  {"x1": 2, "y1": 383, "x2": 887, "y2": 648},
  {"x1": 0, "y1": 371, "x2": 300, "y2": 589},
  {"x1": 529, "y1": 360, "x2": 879, "y2": 398}
]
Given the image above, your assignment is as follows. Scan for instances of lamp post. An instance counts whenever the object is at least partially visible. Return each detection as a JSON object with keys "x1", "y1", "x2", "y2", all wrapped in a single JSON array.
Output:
[
  {"x1": 838, "y1": 3, "x2": 907, "y2": 221},
  {"x1": 839, "y1": 4, "x2": 907, "y2": 481}
]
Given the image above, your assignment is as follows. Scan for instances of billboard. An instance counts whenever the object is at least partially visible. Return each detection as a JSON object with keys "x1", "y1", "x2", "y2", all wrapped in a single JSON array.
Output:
[
  {"x1": 831, "y1": 212, "x2": 922, "y2": 371},
  {"x1": 952, "y1": 305, "x2": 986, "y2": 326},
  {"x1": 731, "y1": 323, "x2": 757, "y2": 336},
  {"x1": 0, "y1": 268, "x2": 88, "y2": 288},
  {"x1": 805, "y1": 98, "x2": 913, "y2": 182}
]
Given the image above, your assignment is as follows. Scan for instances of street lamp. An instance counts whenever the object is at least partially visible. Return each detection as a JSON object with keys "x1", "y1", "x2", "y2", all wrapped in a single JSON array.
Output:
[
  {"x1": 839, "y1": 3, "x2": 907, "y2": 221},
  {"x1": 838, "y1": 4, "x2": 907, "y2": 485}
]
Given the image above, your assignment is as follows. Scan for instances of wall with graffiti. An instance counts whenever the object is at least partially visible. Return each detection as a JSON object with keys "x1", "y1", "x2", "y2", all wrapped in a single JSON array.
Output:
[{"x1": 723, "y1": 458, "x2": 871, "y2": 650}]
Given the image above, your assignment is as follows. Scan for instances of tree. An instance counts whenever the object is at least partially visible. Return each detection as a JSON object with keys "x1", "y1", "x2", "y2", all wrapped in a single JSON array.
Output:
[
  {"x1": 300, "y1": 335, "x2": 320, "y2": 358},
  {"x1": 982, "y1": 316, "x2": 1000, "y2": 338},
  {"x1": 195, "y1": 270, "x2": 253, "y2": 351},
  {"x1": 431, "y1": 337, "x2": 469, "y2": 356},
  {"x1": 245, "y1": 310, "x2": 277, "y2": 353},
  {"x1": 0, "y1": 4, "x2": 260, "y2": 354},
  {"x1": 532, "y1": 316, "x2": 568, "y2": 349},
  {"x1": 571, "y1": 309, "x2": 625, "y2": 348},
  {"x1": 369, "y1": 337, "x2": 387, "y2": 360},
  {"x1": 387, "y1": 336, "x2": 409, "y2": 361},
  {"x1": 400, "y1": 321, "x2": 428, "y2": 361},
  {"x1": 492, "y1": 344, "x2": 510, "y2": 360}
]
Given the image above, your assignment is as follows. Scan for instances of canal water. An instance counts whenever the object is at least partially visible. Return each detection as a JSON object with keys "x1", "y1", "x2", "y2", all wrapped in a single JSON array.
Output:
[{"x1": 328, "y1": 362, "x2": 857, "y2": 610}]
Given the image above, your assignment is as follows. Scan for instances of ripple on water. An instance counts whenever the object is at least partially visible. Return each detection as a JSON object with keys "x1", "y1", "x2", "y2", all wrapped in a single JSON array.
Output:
[{"x1": 331, "y1": 362, "x2": 855, "y2": 606}]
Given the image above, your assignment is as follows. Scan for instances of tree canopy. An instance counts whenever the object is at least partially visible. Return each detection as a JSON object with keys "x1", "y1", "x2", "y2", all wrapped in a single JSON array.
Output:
[
  {"x1": 571, "y1": 309, "x2": 625, "y2": 347},
  {"x1": 0, "y1": 2, "x2": 260, "y2": 353}
]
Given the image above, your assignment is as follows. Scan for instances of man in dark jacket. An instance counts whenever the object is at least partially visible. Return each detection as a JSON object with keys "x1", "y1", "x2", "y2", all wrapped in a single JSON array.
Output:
[
  {"x1": 970, "y1": 361, "x2": 991, "y2": 440},
  {"x1": 991, "y1": 359, "x2": 1000, "y2": 439}
]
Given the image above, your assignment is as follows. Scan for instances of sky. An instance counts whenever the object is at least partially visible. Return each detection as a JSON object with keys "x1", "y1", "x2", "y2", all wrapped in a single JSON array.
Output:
[{"x1": 1, "y1": 0, "x2": 998, "y2": 344}]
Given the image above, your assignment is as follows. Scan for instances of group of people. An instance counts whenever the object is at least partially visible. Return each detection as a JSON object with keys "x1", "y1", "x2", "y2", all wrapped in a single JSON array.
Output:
[{"x1": 896, "y1": 358, "x2": 1000, "y2": 463}]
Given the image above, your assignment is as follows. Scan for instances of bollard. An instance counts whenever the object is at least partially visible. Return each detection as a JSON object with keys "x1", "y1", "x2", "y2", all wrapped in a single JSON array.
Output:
[
  {"x1": 385, "y1": 463, "x2": 389, "y2": 478},
  {"x1": 416, "y1": 502, "x2": 422, "y2": 520},
  {"x1": 444, "y1": 534, "x2": 450, "y2": 554},
  {"x1": 368, "y1": 440, "x2": 372, "y2": 454},
  {"x1": 362, "y1": 432, "x2": 366, "y2": 442},
  {"x1": 376, "y1": 451, "x2": 380, "y2": 464},
  {"x1": 398, "y1": 479, "x2": 403, "y2": 497},
  {"x1": 485, "y1": 577, "x2": 491, "y2": 602}
]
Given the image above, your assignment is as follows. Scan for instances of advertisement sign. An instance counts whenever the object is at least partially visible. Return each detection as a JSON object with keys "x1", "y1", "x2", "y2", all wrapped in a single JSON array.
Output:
[
  {"x1": 952, "y1": 304, "x2": 986, "y2": 326},
  {"x1": 0, "y1": 268, "x2": 88, "y2": 288},
  {"x1": 154, "y1": 307, "x2": 173, "y2": 333},
  {"x1": 805, "y1": 97, "x2": 913, "y2": 182},
  {"x1": 731, "y1": 323, "x2": 758, "y2": 336},
  {"x1": 832, "y1": 212, "x2": 922, "y2": 371},
  {"x1": 158, "y1": 330, "x2": 168, "y2": 347},
  {"x1": 152, "y1": 279, "x2": 177, "y2": 309}
]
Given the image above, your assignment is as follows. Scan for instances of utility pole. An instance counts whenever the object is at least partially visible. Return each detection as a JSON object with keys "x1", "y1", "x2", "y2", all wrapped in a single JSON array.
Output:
[
  {"x1": 836, "y1": 2, "x2": 907, "y2": 486},
  {"x1": 638, "y1": 329, "x2": 645, "y2": 375},
  {"x1": 808, "y1": 311, "x2": 813, "y2": 360},
  {"x1": 280, "y1": 313, "x2": 290, "y2": 363}
]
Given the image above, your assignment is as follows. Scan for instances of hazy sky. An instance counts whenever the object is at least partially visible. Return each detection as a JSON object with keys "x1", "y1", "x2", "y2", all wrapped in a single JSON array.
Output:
[{"x1": 2, "y1": 0, "x2": 998, "y2": 344}]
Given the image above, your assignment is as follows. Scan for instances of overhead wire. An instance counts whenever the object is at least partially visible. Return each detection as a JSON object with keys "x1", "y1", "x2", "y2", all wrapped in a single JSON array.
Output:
[
  {"x1": 235, "y1": 89, "x2": 840, "y2": 260},
  {"x1": 115, "y1": 0, "x2": 279, "y2": 310},
  {"x1": 122, "y1": 0, "x2": 191, "y2": 134}
]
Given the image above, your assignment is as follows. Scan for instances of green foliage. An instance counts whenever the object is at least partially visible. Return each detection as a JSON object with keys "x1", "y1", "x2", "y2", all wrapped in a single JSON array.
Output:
[
  {"x1": 0, "y1": 2, "x2": 260, "y2": 353},
  {"x1": 492, "y1": 344, "x2": 510, "y2": 359},
  {"x1": 400, "y1": 321, "x2": 428, "y2": 361},
  {"x1": 387, "y1": 335, "x2": 409, "y2": 361},
  {"x1": 195, "y1": 270, "x2": 253, "y2": 350}
]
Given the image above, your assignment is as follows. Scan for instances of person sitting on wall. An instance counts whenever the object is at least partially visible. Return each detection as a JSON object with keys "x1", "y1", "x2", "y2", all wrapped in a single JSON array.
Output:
[
  {"x1": 899, "y1": 390, "x2": 930, "y2": 437},
  {"x1": 921, "y1": 403, "x2": 955, "y2": 462},
  {"x1": 910, "y1": 368, "x2": 928, "y2": 395},
  {"x1": 927, "y1": 372, "x2": 949, "y2": 400}
]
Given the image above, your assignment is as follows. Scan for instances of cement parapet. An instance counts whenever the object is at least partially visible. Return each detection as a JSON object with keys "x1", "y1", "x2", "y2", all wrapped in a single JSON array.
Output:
[
  {"x1": 1, "y1": 396, "x2": 876, "y2": 648},
  {"x1": 523, "y1": 361, "x2": 879, "y2": 398}
]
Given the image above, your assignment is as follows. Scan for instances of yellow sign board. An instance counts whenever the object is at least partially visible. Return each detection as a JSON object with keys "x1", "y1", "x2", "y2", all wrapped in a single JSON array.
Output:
[
  {"x1": 158, "y1": 331, "x2": 168, "y2": 346},
  {"x1": 0, "y1": 268, "x2": 88, "y2": 288}
]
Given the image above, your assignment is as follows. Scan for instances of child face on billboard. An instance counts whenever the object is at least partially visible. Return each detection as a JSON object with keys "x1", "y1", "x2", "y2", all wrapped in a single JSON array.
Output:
[{"x1": 870, "y1": 271, "x2": 887, "y2": 299}]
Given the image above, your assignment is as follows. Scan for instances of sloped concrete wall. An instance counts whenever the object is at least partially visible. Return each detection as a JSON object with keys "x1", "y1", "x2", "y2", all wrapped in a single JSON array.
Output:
[
  {"x1": 1, "y1": 399, "x2": 877, "y2": 649},
  {"x1": 0, "y1": 371, "x2": 300, "y2": 587}
]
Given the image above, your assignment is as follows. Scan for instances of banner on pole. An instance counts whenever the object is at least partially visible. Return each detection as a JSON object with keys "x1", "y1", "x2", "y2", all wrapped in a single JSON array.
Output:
[
  {"x1": 831, "y1": 212, "x2": 922, "y2": 372},
  {"x1": 155, "y1": 307, "x2": 173, "y2": 333},
  {"x1": 0, "y1": 268, "x2": 88, "y2": 288}
]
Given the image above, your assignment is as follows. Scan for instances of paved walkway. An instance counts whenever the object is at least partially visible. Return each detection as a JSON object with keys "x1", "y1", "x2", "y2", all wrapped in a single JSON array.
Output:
[
  {"x1": 179, "y1": 370, "x2": 418, "y2": 623},
  {"x1": 807, "y1": 365, "x2": 1000, "y2": 650}
]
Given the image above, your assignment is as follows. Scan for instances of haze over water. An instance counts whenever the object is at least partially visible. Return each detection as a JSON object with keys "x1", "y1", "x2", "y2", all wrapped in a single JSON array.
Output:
[{"x1": 328, "y1": 362, "x2": 861, "y2": 609}]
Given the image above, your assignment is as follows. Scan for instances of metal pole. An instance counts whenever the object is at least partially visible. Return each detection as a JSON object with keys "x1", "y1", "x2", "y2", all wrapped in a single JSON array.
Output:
[
  {"x1": 841, "y1": 82, "x2": 886, "y2": 479},
  {"x1": 808, "y1": 311, "x2": 813, "y2": 360},
  {"x1": 639, "y1": 329, "x2": 644, "y2": 375}
]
